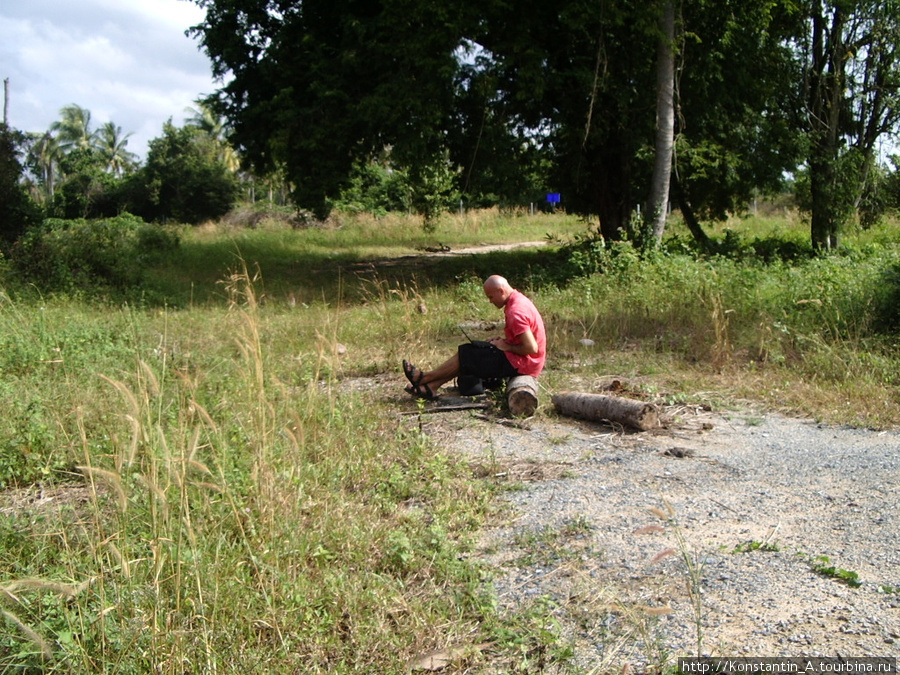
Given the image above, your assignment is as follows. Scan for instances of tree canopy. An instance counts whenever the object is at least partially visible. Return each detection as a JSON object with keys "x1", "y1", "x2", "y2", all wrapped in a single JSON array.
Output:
[
  {"x1": 189, "y1": 0, "x2": 900, "y2": 247},
  {"x1": 136, "y1": 121, "x2": 241, "y2": 224},
  {"x1": 797, "y1": 0, "x2": 900, "y2": 250},
  {"x1": 193, "y1": 0, "x2": 472, "y2": 219},
  {"x1": 0, "y1": 124, "x2": 40, "y2": 247}
]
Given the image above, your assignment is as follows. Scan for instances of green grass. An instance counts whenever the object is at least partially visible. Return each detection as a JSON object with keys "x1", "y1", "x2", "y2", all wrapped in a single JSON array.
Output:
[
  {"x1": 142, "y1": 209, "x2": 586, "y2": 306},
  {"x1": 0, "y1": 269, "x2": 506, "y2": 673},
  {"x1": 0, "y1": 207, "x2": 899, "y2": 672}
]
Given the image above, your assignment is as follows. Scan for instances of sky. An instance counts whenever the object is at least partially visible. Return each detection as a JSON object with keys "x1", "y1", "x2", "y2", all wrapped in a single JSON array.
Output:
[{"x1": 1, "y1": 0, "x2": 220, "y2": 160}]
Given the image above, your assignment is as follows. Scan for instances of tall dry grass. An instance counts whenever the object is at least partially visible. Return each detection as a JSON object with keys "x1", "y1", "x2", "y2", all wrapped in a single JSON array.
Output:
[{"x1": 0, "y1": 265, "x2": 501, "y2": 674}]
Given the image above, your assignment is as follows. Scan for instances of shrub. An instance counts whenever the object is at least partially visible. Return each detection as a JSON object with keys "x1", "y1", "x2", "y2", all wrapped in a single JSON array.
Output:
[
  {"x1": 873, "y1": 259, "x2": 900, "y2": 333},
  {"x1": 137, "y1": 122, "x2": 240, "y2": 224},
  {"x1": 9, "y1": 214, "x2": 179, "y2": 294},
  {"x1": 558, "y1": 227, "x2": 642, "y2": 279},
  {"x1": 333, "y1": 160, "x2": 411, "y2": 216},
  {"x1": 135, "y1": 222, "x2": 180, "y2": 260}
]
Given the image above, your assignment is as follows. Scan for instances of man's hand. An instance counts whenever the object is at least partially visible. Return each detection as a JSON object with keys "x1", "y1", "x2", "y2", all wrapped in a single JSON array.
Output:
[{"x1": 489, "y1": 329, "x2": 539, "y2": 356}]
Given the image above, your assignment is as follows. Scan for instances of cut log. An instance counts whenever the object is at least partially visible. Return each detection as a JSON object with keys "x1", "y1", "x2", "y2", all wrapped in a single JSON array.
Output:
[
  {"x1": 552, "y1": 392, "x2": 659, "y2": 431},
  {"x1": 507, "y1": 375, "x2": 539, "y2": 417}
]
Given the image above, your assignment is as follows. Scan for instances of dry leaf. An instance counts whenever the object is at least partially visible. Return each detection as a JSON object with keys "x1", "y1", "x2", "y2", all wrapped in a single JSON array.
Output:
[
  {"x1": 651, "y1": 547, "x2": 677, "y2": 564},
  {"x1": 637, "y1": 604, "x2": 673, "y2": 615},
  {"x1": 408, "y1": 650, "x2": 453, "y2": 671},
  {"x1": 633, "y1": 525, "x2": 665, "y2": 535},
  {"x1": 408, "y1": 643, "x2": 492, "y2": 671}
]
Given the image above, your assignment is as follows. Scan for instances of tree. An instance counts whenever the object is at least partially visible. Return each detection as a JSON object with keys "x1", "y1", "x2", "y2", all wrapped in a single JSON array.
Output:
[
  {"x1": 137, "y1": 121, "x2": 239, "y2": 224},
  {"x1": 189, "y1": 0, "x2": 805, "y2": 238},
  {"x1": 646, "y1": 0, "x2": 676, "y2": 247},
  {"x1": 464, "y1": 0, "x2": 662, "y2": 239},
  {"x1": 0, "y1": 124, "x2": 40, "y2": 247},
  {"x1": 447, "y1": 43, "x2": 550, "y2": 209},
  {"x1": 796, "y1": 0, "x2": 900, "y2": 251},
  {"x1": 95, "y1": 122, "x2": 138, "y2": 176},
  {"x1": 466, "y1": 0, "x2": 801, "y2": 241},
  {"x1": 192, "y1": 0, "x2": 476, "y2": 220},
  {"x1": 185, "y1": 100, "x2": 240, "y2": 172},
  {"x1": 52, "y1": 147, "x2": 124, "y2": 219},
  {"x1": 24, "y1": 131, "x2": 62, "y2": 203},
  {"x1": 51, "y1": 104, "x2": 95, "y2": 153},
  {"x1": 407, "y1": 149, "x2": 460, "y2": 230},
  {"x1": 671, "y1": 0, "x2": 803, "y2": 246}
]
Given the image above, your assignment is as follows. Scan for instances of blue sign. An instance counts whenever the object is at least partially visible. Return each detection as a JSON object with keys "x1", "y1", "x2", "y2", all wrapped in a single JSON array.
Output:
[{"x1": 547, "y1": 193, "x2": 561, "y2": 203}]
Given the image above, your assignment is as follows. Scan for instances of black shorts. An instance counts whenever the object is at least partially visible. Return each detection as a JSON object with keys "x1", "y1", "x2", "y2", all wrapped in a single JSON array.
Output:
[{"x1": 458, "y1": 342, "x2": 520, "y2": 380}]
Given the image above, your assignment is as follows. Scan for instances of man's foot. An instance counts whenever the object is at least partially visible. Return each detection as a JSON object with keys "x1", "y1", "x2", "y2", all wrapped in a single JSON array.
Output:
[
  {"x1": 405, "y1": 382, "x2": 437, "y2": 400},
  {"x1": 402, "y1": 359, "x2": 424, "y2": 386}
]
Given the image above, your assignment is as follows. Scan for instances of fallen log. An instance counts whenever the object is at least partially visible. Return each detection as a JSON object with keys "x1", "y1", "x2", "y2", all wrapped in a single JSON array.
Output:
[
  {"x1": 552, "y1": 392, "x2": 659, "y2": 431},
  {"x1": 507, "y1": 375, "x2": 539, "y2": 417}
]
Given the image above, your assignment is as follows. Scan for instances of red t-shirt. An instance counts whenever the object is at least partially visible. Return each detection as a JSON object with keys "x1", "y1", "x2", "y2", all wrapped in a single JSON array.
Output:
[{"x1": 503, "y1": 290, "x2": 547, "y2": 377}]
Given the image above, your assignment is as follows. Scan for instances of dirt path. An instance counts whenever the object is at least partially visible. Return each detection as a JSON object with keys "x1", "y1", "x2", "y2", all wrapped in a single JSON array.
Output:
[
  {"x1": 399, "y1": 388, "x2": 900, "y2": 671},
  {"x1": 341, "y1": 241, "x2": 550, "y2": 270}
]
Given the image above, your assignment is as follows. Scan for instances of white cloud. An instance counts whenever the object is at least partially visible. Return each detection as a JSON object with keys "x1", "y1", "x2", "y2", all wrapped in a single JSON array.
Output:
[{"x1": 1, "y1": 0, "x2": 217, "y2": 159}]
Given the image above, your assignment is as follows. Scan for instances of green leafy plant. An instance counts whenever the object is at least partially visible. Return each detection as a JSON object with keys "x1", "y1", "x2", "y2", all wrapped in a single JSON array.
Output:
[
  {"x1": 10, "y1": 214, "x2": 172, "y2": 294},
  {"x1": 810, "y1": 555, "x2": 862, "y2": 588},
  {"x1": 731, "y1": 539, "x2": 780, "y2": 554}
]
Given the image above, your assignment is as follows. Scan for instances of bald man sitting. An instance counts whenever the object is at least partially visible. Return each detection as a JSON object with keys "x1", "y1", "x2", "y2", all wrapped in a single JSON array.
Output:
[{"x1": 402, "y1": 275, "x2": 546, "y2": 399}]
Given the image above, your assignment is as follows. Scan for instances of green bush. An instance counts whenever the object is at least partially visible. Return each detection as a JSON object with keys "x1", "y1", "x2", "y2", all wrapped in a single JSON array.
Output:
[
  {"x1": 9, "y1": 214, "x2": 179, "y2": 294},
  {"x1": 873, "y1": 259, "x2": 900, "y2": 333},
  {"x1": 137, "y1": 122, "x2": 240, "y2": 224},
  {"x1": 333, "y1": 160, "x2": 411, "y2": 216},
  {"x1": 557, "y1": 227, "x2": 642, "y2": 280},
  {"x1": 135, "y1": 221, "x2": 181, "y2": 260}
]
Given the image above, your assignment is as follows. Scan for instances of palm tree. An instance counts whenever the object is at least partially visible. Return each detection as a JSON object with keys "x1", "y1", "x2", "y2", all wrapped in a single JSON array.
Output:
[
  {"x1": 185, "y1": 101, "x2": 240, "y2": 172},
  {"x1": 185, "y1": 101, "x2": 226, "y2": 137},
  {"x1": 94, "y1": 122, "x2": 137, "y2": 176},
  {"x1": 51, "y1": 104, "x2": 95, "y2": 153},
  {"x1": 27, "y1": 131, "x2": 61, "y2": 202}
]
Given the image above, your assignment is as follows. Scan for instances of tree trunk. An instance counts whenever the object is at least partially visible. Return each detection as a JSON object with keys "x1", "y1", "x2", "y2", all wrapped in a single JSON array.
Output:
[
  {"x1": 809, "y1": 156, "x2": 839, "y2": 251},
  {"x1": 508, "y1": 375, "x2": 539, "y2": 418},
  {"x1": 672, "y1": 174, "x2": 713, "y2": 253},
  {"x1": 647, "y1": 0, "x2": 676, "y2": 246},
  {"x1": 806, "y1": 2, "x2": 846, "y2": 252},
  {"x1": 592, "y1": 149, "x2": 633, "y2": 241},
  {"x1": 552, "y1": 392, "x2": 660, "y2": 431}
]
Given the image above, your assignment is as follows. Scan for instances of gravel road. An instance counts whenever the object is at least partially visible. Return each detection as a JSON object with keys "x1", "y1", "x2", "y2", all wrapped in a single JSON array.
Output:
[{"x1": 419, "y1": 397, "x2": 900, "y2": 672}]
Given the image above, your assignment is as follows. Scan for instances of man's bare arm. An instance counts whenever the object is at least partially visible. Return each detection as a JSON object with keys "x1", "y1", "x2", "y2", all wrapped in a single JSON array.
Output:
[{"x1": 489, "y1": 329, "x2": 539, "y2": 356}]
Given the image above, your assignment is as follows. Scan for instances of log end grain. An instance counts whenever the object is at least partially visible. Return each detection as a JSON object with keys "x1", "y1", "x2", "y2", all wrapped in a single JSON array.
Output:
[{"x1": 508, "y1": 375, "x2": 539, "y2": 417}]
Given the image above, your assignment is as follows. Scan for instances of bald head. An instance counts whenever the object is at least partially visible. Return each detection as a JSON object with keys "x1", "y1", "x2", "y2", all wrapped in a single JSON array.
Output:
[{"x1": 484, "y1": 275, "x2": 513, "y2": 307}]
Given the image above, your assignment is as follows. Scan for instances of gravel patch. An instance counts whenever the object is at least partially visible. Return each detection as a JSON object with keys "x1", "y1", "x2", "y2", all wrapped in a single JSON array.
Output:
[{"x1": 415, "y1": 396, "x2": 900, "y2": 671}]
